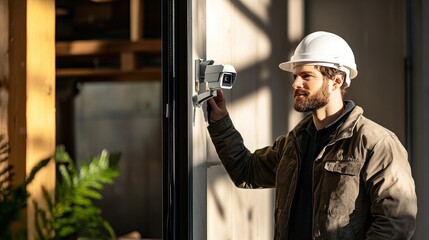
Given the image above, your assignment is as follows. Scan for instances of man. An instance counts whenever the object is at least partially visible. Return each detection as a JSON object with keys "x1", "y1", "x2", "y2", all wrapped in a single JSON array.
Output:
[{"x1": 207, "y1": 31, "x2": 417, "y2": 239}]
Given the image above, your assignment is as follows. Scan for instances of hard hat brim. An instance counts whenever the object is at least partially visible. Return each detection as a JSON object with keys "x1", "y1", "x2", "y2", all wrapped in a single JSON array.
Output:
[{"x1": 279, "y1": 60, "x2": 357, "y2": 80}]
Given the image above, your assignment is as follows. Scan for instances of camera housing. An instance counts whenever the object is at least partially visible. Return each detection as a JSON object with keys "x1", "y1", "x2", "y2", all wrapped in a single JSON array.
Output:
[
  {"x1": 204, "y1": 64, "x2": 237, "y2": 90},
  {"x1": 192, "y1": 60, "x2": 238, "y2": 108}
]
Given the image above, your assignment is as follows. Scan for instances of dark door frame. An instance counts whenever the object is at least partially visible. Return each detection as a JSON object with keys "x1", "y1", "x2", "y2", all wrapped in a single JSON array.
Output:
[{"x1": 162, "y1": 0, "x2": 192, "y2": 239}]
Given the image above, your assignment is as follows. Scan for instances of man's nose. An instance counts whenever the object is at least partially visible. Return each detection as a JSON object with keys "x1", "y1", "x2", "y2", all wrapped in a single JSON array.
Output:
[{"x1": 292, "y1": 76, "x2": 303, "y2": 89}]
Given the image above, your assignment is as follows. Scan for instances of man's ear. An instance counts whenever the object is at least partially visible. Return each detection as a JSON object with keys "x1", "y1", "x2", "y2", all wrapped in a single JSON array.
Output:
[{"x1": 332, "y1": 74, "x2": 345, "y2": 90}]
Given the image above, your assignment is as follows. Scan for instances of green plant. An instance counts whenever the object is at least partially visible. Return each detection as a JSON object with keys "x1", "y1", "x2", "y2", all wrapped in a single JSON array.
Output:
[
  {"x1": 34, "y1": 147, "x2": 120, "y2": 240},
  {"x1": 0, "y1": 136, "x2": 50, "y2": 240}
]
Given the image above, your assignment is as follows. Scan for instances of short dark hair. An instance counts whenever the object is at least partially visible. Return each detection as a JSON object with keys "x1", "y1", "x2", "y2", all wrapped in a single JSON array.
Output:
[{"x1": 315, "y1": 66, "x2": 347, "y2": 96}]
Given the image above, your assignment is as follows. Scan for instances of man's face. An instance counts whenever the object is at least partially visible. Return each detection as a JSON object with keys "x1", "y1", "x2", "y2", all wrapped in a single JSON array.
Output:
[{"x1": 292, "y1": 65, "x2": 330, "y2": 112}]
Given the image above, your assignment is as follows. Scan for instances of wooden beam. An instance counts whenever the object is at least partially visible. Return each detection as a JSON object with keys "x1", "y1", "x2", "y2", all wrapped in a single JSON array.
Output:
[
  {"x1": 56, "y1": 39, "x2": 161, "y2": 80},
  {"x1": 57, "y1": 67, "x2": 161, "y2": 82},
  {"x1": 9, "y1": 0, "x2": 56, "y2": 239},
  {"x1": 56, "y1": 39, "x2": 161, "y2": 56}
]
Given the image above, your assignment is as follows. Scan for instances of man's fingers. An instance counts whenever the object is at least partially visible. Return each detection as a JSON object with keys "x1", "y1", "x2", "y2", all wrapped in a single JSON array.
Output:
[
  {"x1": 215, "y1": 89, "x2": 224, "y2": 101},
  {"x1": 208, "y1": 98, "x2": 219, "y2": 110}
]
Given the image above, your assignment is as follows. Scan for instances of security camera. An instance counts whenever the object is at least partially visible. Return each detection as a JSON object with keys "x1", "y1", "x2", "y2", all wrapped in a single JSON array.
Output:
[
  {"x1": 192, "y1": 60, "x2": 238, "y2": 108},
  {"x1": 205, "y1": 64, "x2": 237, "y2": 90}
]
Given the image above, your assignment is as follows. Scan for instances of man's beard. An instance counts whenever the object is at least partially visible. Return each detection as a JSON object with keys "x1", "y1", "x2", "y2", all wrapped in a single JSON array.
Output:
[{"x1": 294, "y1": 80, "x2": 330, "y2": 112}]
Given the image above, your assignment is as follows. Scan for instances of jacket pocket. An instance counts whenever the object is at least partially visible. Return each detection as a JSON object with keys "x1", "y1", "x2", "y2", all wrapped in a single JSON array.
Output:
[
  {"x1": 319, "y1": 161, "x2": 364, "y2": 237},
  {"x1": 324, "y1": 161, "x2": 362, "y2": 176}
]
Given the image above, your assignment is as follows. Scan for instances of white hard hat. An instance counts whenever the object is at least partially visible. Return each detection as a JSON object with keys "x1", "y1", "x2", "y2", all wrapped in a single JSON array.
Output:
[{"x1": 279, "y1": 31, "x2": 358, "y2": 87}]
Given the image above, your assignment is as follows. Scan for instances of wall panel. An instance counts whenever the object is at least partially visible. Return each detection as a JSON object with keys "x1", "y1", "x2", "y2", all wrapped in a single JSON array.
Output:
[{"x1": 194, "y1": 0, "x2": 291, "y2": 239}]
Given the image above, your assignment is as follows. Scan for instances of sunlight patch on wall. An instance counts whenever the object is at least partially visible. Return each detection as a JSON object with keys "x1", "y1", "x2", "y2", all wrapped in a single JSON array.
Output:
[
  {"x1": 287, "y1": 0, "x2": 304, "y2": 42},
  {"x1": 206, "y1": 0, "x2": 271, "y2": 71}
]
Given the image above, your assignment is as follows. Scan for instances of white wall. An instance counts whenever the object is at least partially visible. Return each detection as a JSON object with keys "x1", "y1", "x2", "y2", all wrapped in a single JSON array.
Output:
[
  {"x1": 191, "y1": 1, "x2": 208, "y2": 239},
  {"x1": 192, "y1": 0, "x2": 291, "y2": 239},
  {"x1": 204, "y1": 0, "x2": 276, "y2": 236}
]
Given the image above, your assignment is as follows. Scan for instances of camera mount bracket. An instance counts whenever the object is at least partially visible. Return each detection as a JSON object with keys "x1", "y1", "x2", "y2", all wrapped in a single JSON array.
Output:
[
  {"x1": 193, "y1": 59, "x2": 216, "y2": 108},
  {"x1": 195, "y1": 59, "x2": 215, "y2": 83},
  {"x1": 192, "y1": 89, "x2": 217, "y2": 108}
]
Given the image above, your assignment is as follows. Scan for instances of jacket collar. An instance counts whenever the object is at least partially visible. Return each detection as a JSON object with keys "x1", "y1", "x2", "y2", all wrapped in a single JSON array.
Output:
[
  {"x1": 291, "y1": 101, "x2": 363, "y2": 141},
  {"x1": 335, "y1": 104, "x2": 363, "y2": 140}
]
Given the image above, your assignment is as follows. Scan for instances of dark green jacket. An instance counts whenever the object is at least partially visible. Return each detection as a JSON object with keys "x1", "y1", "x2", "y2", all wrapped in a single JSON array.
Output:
[{"x1": 208, "y1": 106, "x2": 417, "y2": 240}]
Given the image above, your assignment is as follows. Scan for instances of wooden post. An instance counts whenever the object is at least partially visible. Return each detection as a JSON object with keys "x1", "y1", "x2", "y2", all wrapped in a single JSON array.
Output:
[
  {"x1": 0, "y1": 0, "x2": 10, "y2": 221},
  {"x1": 9, "y1": 0, "x2": 56, "y2": 239},
  {"x1": 130, "y1": 0, "x2": 143, "y2": 41},
  {"x1": 0, "y1": 0, "x2": 8, "y2": 138},
  {"x1": 121, "y1": 0, "x2": 144, "y2": 71}
]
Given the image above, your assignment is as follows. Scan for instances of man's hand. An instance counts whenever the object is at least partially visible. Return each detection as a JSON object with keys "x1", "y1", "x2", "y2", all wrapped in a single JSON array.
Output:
[{"x1": 207, "y1": 89, "x2": 228, "y2": 121}]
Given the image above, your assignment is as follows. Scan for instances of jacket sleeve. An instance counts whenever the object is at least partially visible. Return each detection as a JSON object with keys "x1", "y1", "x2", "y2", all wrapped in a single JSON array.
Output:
[
  {"x1": 207, "y1": 114, "x2": 284, "y2": 188},
  {"x1": 363, "y1": 133, "x2": 417, "y2": 239}
]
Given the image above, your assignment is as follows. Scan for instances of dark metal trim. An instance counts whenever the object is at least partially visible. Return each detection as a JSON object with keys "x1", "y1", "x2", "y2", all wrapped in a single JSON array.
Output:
[{"x1": 162, "y1": 0, "x2": 191, "y2": 239}]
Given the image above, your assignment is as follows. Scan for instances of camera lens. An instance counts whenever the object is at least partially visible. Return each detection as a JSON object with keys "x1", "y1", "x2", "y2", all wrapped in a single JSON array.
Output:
[{"x1": 222, "y1": 73, "x2": 232, "y2": 86}]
